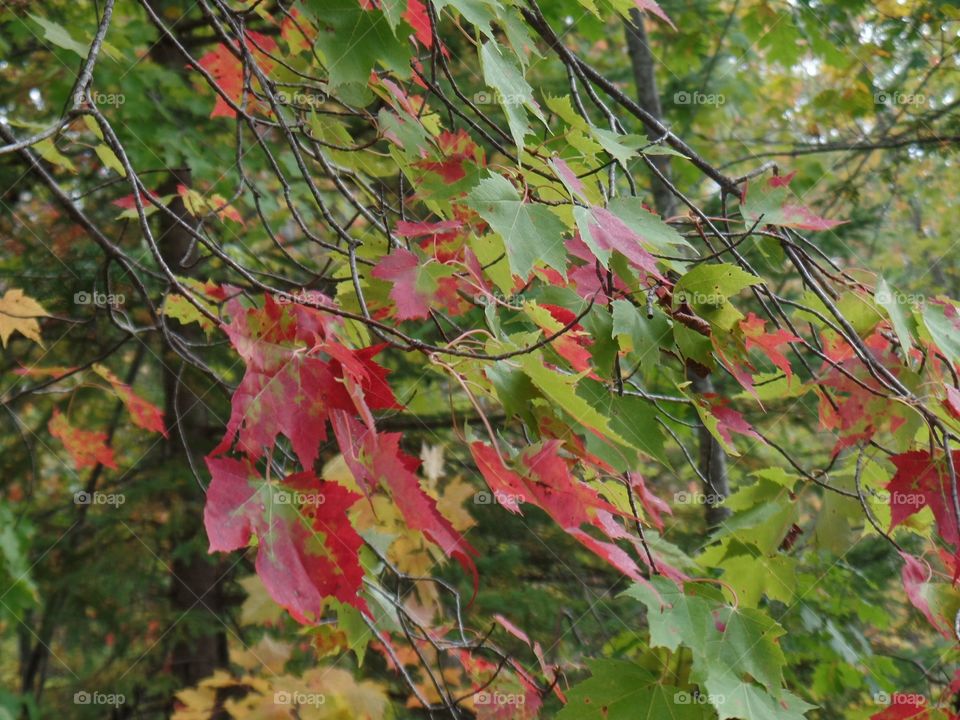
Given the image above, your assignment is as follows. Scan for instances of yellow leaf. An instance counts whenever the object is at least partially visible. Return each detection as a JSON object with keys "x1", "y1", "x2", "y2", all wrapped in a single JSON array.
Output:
[{"x1": 0, "y1": 289, "x2": 49, "y2": 347}]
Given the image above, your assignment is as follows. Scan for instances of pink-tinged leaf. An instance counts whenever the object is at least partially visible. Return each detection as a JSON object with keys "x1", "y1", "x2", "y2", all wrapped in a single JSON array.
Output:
[
  {"x1": 549, "y1": 157, "x2": 586, "y2": 198},
  {"x1": 701, "y1": 396, "x2": 765, "y2": 452},
  {"x1": 403, "y1": 0, "x2": 432, "y2": 48},
  {"x1": 371, "y1": 249, "x2": 432, "y2": 320},
  {"x1": 493, "y1": 614, "x2": 531, "y2": 645},
  {"x1": 944, "y1": 384, "x2": 960, "y2": 420},
  {"x1": 627, "y1": 471, "x2": 672, "y2": 531},
  {"x1": 204, "y1": 457, "x2": 367, "y2": 621},
  {"x1": 768, "y1": 171, "x2": 796, "y2": 188},
  {"x1": 634, "y1": 0, "x2": 677, "y2": 30},
  {"x1": 887, "y1": 450, "x2": 960, "y2": 552},
  {"x1": 899, "y1": 552, "x2": 951, "y2": 638},
  {"x1": 49, "y1": 409, "x2": 117, "y2": 470},
  {"x1": 740, "y1": 312, "x2": 801, "y2": 381},
  {"x1": 394, "y1": 219, "x2": 462, "y2": 238},
  {"x1": 742, "y1": 175, "x2": 847, "y2": 231},
  {"x1": 580, "y1": 207, "x2": 664, "y2": 280}
]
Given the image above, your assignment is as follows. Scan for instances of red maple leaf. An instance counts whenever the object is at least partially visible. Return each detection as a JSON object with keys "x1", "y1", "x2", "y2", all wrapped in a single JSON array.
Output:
[
  {"x1": 196, "y1": 31, "x2": 277, "y2": 119},
  {"x1": 95, "y1": 364, "x2": 167, "y2": 436},
  {"x1": 213, "y1": 293, "x2": 397, "y2": 469},
  {"x1": 371, "y1": 249, "x2": 432, "y2": 320},
  {"x1": 887, "y1": 450, "x2": 960, "y2": 553},
  {"x1": 49, "y1": 409, "x2": 117, "y2": 470},
  {"x1": 204, "y1": 457, "x2": 367, "y2": 620},
  {"x1": 740, "y1": 312, "x2": 800, "y2": 381},
  {"x1": 403, "y1": 0, "x2": 432, "y2": 48}
]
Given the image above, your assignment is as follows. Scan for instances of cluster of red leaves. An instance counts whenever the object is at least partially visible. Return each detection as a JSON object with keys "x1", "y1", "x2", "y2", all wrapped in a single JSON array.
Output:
[
  {"x1": 204, "y1": 289, "x2": 476, "y2": 621},
  {"x1": 471, "y1": 441, "x2": 684, "y2": 586}
]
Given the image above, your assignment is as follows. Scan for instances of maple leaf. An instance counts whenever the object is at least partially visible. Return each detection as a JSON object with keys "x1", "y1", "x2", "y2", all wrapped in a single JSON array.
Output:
[
  {"x1": 576, "y1": 205, "x2": 664, "y2": 279},
  {"x1": 49, "y1": 409, "x2": 117, "y2": 470},
  {"x1": 371, "y1": 249, "x2": 432, "y2": 320},
  {"x1": 887, "y1": 450, "x2": 960, "y2": 552},
  {"x1": 196, "y1": 31, "x2": 277, "y2": 119},
  {"x1": 213, "y1": 294, "x2": 397, "y2": 469},
  {"x1": 93, "y1": 364, "x2": 167, "y2": 437},
  {"x1": 0, "y1": 288, "x2": 49, "y2": 347},
  {"x1": 204, "y1": 457, "x2": 368, "y2": 620},
  {"x1": 740, "y1": 312, "x2": 801, "y2": 381}
]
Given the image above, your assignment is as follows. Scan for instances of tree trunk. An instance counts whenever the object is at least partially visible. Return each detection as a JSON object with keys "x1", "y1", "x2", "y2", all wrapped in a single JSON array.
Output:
[{"x1": 625, "y1": 10, "x2": 730, "y2": 527}]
